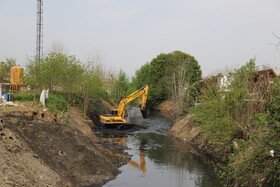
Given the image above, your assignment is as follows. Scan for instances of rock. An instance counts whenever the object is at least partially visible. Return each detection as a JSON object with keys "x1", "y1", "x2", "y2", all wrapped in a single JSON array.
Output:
[
  {"x1": 233, "y1": 141, "x2": 239, "y2": 150},
  {"x1": 0, "y1": 119, "x2": 5, "y2": 131}
]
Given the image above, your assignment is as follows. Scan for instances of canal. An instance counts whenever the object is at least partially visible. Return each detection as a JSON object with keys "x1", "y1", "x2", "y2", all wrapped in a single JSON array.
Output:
[{"x1": 101, "y1": 108, "x2": 221, "y2": 187}]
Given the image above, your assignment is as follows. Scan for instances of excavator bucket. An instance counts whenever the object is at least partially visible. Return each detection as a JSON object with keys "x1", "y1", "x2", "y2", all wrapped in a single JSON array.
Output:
[{"x1": 140, "y1": 109, "x2": 148, "y2": 119}]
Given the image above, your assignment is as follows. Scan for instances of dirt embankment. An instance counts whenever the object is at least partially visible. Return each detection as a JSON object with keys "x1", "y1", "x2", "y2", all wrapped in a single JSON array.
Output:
[
  {"x1": 159, "y1": 101, "x2": 217, "y2": 158},
  {"x1": 168, "y1": 114, "x2": 200, "y2": 142},
  {"x1": 0, "y1": 106, "x2": 130, "y2": 187},
  {"x1": 167, "y1": 114, "x2": 217, "y2": 157},
  {"x1": 158, "y1": 101, "x2": 178, "y2": 121}
]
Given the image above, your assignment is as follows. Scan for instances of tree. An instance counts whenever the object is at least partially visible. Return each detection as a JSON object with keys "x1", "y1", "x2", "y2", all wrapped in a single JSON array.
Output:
[
  {"x1": 81, "y1": 59, "x2": 103, "y2": 117},
  {"x1": 134, "y1": 51, "x2": 202, "y2": 110},
  {"x1": 112, "y1": 70, "x2": 130, "y2": 102},
  {"x1": 131, "y1": 63, "x2": 150, "y2": 89},
  {"x1": 147, "y1": 53, "x2": 170, "y2": 106},
  {"x1": 26, "y1": 52, "x2": 83, "y2": 91},
  {"x1": 26, "y1": 52, "x2": 88, "y2": 109},
  {"x1": 0, "y1": 57, "x2": 16, "y2": 83}
]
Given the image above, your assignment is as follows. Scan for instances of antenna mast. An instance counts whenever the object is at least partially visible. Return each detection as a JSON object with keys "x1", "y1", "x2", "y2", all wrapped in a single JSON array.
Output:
[{"x1": 36, "y1": 0, "x2": 43, "y2": 62}]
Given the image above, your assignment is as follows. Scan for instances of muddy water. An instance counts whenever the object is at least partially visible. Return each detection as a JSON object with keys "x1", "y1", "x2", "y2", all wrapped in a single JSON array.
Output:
[{"x1": 102, "y1": 108, "x2": 222, "y2": 187}]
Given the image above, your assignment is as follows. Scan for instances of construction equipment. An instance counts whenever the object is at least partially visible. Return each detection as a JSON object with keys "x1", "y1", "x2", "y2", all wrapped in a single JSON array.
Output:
[
  {"x1": 100, "y1": 85, "x2": 149, "y2": 126},
  {"x1": 10, "y1": 66, "x2": 24, "y2": 92}
]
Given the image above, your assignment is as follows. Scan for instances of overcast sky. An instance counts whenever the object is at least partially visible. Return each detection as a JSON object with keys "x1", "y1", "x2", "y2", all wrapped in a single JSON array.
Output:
[{"x1": 0, "y1": 0, "x2": 280, "y2": 77}]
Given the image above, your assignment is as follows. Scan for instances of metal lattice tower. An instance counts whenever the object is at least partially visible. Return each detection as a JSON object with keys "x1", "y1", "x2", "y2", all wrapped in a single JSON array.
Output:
[{"x1": 36, "y1": 0, "x2": 43, "y2": 62}]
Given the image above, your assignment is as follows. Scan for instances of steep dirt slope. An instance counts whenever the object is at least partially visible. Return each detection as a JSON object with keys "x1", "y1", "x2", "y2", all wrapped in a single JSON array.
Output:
[
  {"x1": 0, "y1": 127, "x2": 63, "y2": 187},
  {"x1": 168, "y1": 114, "x2": 201, "y2": 141},
  {"x1": 168, "y1": 113, "x2": 219, "y2": 159},
  {"x1": 0, "y1": 107, "x2": 130, "y2": 187},
  {"x1": 158, "y1": 100, "x2": 218, "y2": 159}
]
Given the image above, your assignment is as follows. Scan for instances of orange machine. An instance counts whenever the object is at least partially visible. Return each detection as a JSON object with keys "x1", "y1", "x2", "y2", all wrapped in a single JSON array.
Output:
[
  {"x1": 10, "y1": 66, "x2": 24, "y2": 92},
  {"x1": 100, "y1": 85, "x2": 149, "y2": 126}
]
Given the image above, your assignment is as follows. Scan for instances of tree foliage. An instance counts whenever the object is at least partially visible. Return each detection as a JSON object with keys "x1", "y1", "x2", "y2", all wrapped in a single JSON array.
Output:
[
  {"x1": 131, "y1": 63, "x2": 150, "y2": 90},
  {"x1": 132, "y1": 51, "x2": 202, "y2": 110},
  {"x1": 193, "y1": 59, "x2": 258, "y2": 146},
  {"x1": 112, "y1": 70, "x2": 130, "y2": 102},
  {"x1": 0, "y1": 57, "x2": 17, "y2": 83},
  {"x1": 191, "y1": 59, "x2": 280, "y2": 186},
  {"x1": 25, "y1": 52, "x2": 105, "y2": 115},
  {"x1": 26, "y1": 52, "x2": 84, "y2": 91}
]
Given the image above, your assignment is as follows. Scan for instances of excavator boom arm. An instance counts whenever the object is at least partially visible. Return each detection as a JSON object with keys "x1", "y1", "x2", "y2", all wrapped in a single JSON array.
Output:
[
  {"x1": 117, "y1": 85, "x2": 149, "y2": 118},
  {"x1": 99, "y1": 85, "x2": 149, "y2": 125}
]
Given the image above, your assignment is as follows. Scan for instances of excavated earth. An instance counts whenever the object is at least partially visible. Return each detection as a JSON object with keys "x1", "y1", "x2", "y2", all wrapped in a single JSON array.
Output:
[
  {"x1": 167, "y1": 114, "x2": 213, "y2": 154},
  {"x1": 159, "y1": 101, "x2": 218, "y2": 159},
  {"x1": 0, "y1": 106, "x2": 130, "y2": 187}
]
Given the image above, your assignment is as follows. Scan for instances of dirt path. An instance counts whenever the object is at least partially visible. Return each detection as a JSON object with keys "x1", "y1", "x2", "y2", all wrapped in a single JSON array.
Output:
[{"x1": 0, "y1": 107, "x2": 130, "y2": 187}]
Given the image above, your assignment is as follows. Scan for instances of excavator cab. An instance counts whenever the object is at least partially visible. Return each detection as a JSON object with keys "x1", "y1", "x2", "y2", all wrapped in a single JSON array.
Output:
[
  {"x1": 100, "y1": 85, "x2": 149, "y2": 126},
  {"x1": 111, "y1": 109, "x2": 118, "y2": 116},
  {"x1": 111, "y1": 109, "x2": 128, "y2": 117}
]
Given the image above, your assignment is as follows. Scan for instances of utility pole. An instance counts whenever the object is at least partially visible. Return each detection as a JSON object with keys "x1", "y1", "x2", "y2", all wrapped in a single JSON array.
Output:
[{"x1": 36, "y1": 0, "x2": 43, "y2": 63}]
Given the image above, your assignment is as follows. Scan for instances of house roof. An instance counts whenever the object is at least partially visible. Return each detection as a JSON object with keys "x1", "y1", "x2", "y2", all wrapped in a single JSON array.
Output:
[
  {"x1": 257, "y1": 68, "x2": 280, "y2": 77},
  {"x1": 272, "y1": 68, "x2": 280, "y2": 76}
]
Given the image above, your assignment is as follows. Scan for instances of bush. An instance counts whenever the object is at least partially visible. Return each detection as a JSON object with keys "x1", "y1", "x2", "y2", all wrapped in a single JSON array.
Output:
[
  {"x1": 191, "y1": 59, "x2": 280, "y2": 186},
  {"x1": 46, "y1": 92, "x2": 68, "y2": 112}
]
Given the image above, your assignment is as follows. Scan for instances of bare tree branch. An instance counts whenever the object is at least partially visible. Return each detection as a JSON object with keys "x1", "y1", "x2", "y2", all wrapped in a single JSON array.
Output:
[{"x1": 272, "y1": 32, "x2": 280, "y2": 40}]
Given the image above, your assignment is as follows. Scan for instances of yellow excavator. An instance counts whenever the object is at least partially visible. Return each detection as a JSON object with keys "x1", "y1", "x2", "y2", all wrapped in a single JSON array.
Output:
[{"x1": 100, "y1": 85, "x2": 149, "y2": 126}]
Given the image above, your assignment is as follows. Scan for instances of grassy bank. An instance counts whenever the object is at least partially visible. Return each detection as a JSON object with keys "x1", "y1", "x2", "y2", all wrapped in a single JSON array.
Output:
[{"x1": 14, "y1": 91, "x2": 68, "y2": 112}]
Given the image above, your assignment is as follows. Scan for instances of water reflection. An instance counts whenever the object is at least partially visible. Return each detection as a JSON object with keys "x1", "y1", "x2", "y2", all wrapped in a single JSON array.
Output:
[
  {"x1": 132, "y1": 133, "x2": 220, "y2": 186},
  {"x1": 102, "y1": 108, "x2": 221, "y2": 187},
  {"x1": 103, "y1": 137, "x2": 126, "y2": 146},
  {"x1": 103, "y1": 137, "x2": 147, "y2": 173},
  {"x1": 128, "y1": 144, "x2": 146, "y2": 173},
  {"x1": 102, "y1": 134, "x2": 221, "y2": 187}
]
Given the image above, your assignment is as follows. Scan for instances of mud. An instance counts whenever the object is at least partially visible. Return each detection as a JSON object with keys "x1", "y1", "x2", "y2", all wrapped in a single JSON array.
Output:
[
  {"x1": 0, "y1": 107, "x2": 130, "y2": 187},
  {"x1": 94, "y1": 124, "x2": 145, "y2": 137}
]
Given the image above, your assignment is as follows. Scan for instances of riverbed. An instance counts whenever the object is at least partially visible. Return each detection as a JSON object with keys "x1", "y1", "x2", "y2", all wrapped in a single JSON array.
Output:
[{"x1": 100, "y1": 108, "x2": 222, "y2": 187}]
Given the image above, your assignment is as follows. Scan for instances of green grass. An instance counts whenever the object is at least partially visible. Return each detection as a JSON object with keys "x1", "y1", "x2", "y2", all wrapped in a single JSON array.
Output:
[
  {"x1": 14, "y1": 91, "x2": 68, "y2": 112},
  {"x1": 46, "y1": 92, "x2": 68, "y2": 112},
  {"x1": 14, "y1": 91, "x2": 40, "y2": 102}
]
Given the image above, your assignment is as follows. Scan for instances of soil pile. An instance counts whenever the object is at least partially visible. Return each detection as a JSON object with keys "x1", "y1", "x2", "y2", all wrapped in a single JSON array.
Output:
[
  {"x1": 68, "y1": 107, "x2": 97, "y2": 141},
  {"x1": 0, "y1": 107, "x2": 130, "y2": 187}
]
